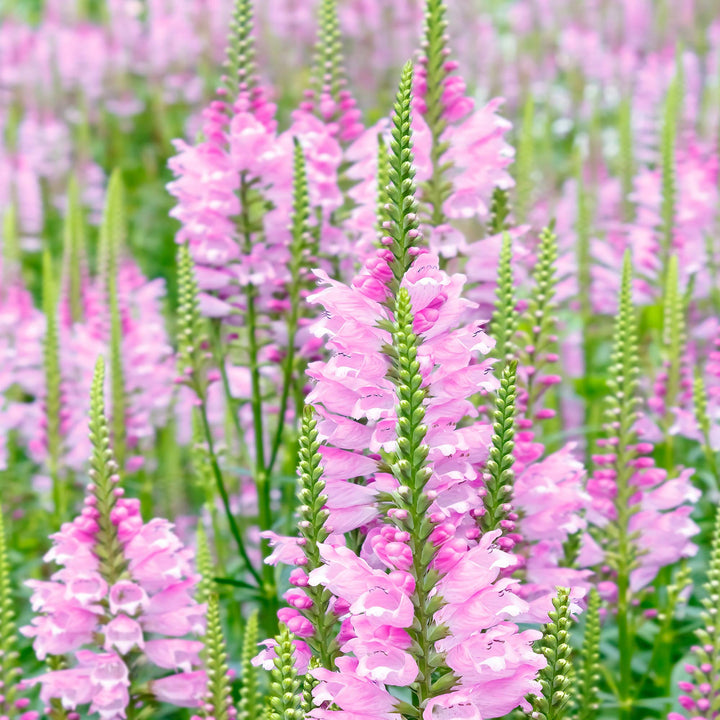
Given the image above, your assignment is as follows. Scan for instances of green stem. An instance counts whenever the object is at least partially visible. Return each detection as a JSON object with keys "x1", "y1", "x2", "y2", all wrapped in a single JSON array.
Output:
[
  {"x1": 616, "y1": 564, "x2": 633, "y2": 720},
  {"x1": 209, "y1": 319, "x2": 249, "y2": 462},
  {"x1": 238, "y1": 175, "x2": 277, "y2": 633},
  {"x1": 198, "y1": 401, "x2": 261, "y2": 587},
  {"x1": 267, "y1": 298, "x2": 299, "y2": 476}
]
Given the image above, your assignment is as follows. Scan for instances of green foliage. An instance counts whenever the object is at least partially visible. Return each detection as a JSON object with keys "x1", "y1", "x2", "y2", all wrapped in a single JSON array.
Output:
[
  {"x1": 224, "y1": 0, "x2": 258, "y2": 100},
  {"x1": 43, "y1": 250, "x2": 65, "y2": 523},
  {"x1": 267, "y1": 624, "x2": 303, "y2": 720},
  {"x1": 481, "y1": 360, "x2": 518, "y2": 535},
  {"x1": 528, "y1": 587, "x2": 574, "y2": 720},
  {"x1": 573, "y1": 589, "x2": 601, "y2": 720},
  {"x1": 385, "y1": 62, "x2": 421, "y2": 295},
  {"x1": 491, "y1": 231, "x2": 518, "y2": 364},
  {"x1": 238, "y1": 610, "x2": 260, "y2": 720}
]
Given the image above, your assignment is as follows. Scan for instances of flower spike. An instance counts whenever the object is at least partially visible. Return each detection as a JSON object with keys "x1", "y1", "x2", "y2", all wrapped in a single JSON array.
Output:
[{"x1": 384, "y1": 61, "x2": 422, "y2": 295}]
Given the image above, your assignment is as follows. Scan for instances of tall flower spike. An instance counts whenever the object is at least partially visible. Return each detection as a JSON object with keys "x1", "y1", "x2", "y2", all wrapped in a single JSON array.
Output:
[
  {"x1": 385, "y1": 286, "x2": 443, "y2": 706},
  {"x1": 519, "y1": 224, "x2": 560, "y2": 422},
  {"x1": 176, "y1": 246, "x2": 259, "y2": 585},
  {"x1": 43, "y1": 251, "x2": 65, "y2": 524},
  {"x1": 660, "y1": 70, "x2": 681, "y2": 279},
  {"x1": 0, "y1": 504, "x2": 39, "y2": 720},
  {"x1": 0, "y1": 504, "x2": 14, "y2": 717},
  {"x1": 62, "y1": 176, "x2": 86, "y2": 325},
  {"x1": 194, "y1": 593, "x2": 236, "y2": 720},
  {"x1": 24, "y1": 357, "x2": 207, "y2": 717},
  {"x1": 195, "y1": 522, "x2": 215, "y2": 605},
  {"x1": 99, "y1": 170, "x2": 127, "y2": 472},
  {"x1": 238, "y1": 611, "x2": 260, "y2": 720},
  {"x1": 1, "y1": 205, "x2": 20, "y2": 286},
  {"x1": 618, "y1": 98, "x2": 635, "y2": 222},
  {"x1": 88, "y1": 357, "x2": 127, "y2": 585},
  {"x1": 595, "y1": 252, "x2": 640, "y2": 718},
  {"x1": 300, "y1": 658, "x2": 319, "y2": 714},
  {"x1": 177, "y1": 243, "x2": 210, "y2": 400},
  {"x1": 489, "y1": 187, "x2": 511, "y2": 235},
  {"x1": 491, "y1": 231, "x2": 518, "y2": 365},
  {"x1": 661, "y1": 255, "x2": 685, "y2": 431},
  {"x1": 266, "y1": 625, "x2": 302, "y2": 720},
  {"x1": 375, "y1": 135, "x2": 390, "y2": 238},
  {"x1": 588, "y1": 252, "x2": 700, "y2": 718},
  {"x1": 574, "y1": 589, "x2": 601, "y2": 720},
  {"x1": 670, "y1": 506, "x2": 720, "y2": 720},
  {"x1": 303, "y1": 0, "x2": 362, "y2": 142},
  {"x1": 384, "y1": 61, "x2": 421, "y2": 296},
  {"x1": 419, "y1": 0, "x2": 453, "y2": 225},
  {"x1": 481, "y1": 360, "x2": 518, "y2": 544},
  {"x1": 295, "y1": 406, "x2": 338, "y2": 668},
  {"x1": 223, "y1": 0, "x2": 258, "y2": 102},
  {"x1": 515, "y1": 97, "x2": 535, "y2": 224},
  {"x1": 693, "y1": 371, "x2": 719, "y2": 487},
  {"x1": 527, "y1": 587, "x2": 574, "y2": 720},
  {"x1": 575, "y1": 150, "x2": 592, "y2": 325},
  {"x1": 268, "y1": 139, "x2": 313, "y2": 475}
]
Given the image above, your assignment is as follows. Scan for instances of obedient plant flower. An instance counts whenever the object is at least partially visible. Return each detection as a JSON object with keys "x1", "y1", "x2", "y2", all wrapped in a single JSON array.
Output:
[
  {"x1": 192, "y1": 527, "x2": 237, "y2": 720},
  {"x1": 30, "y1": 173, "x2": 176, "y2": 480},
  {"x1": 484, "y1": 226, "x2": 592, "y2": 619},
  {"x1": 584, "y1": 252, "x2": 699, "y2": 718},
  {"x1": 585, "y1": 253, "x2": 699, "y2": 594},
  {"x1": 168, "y1": 0, "x2": 289, "y2": 315},
  {"x1": 525, "y1": 587, "x2": 577, "y2": 720},
  {"x1": 298, "y1": 0, "x2": 363, "y2": 145},
  {"x1": 260, "y1": 61, "x2": 545, "y2": 720},
  {"x1": 0, "y1": 207, "x2": 44, "y2": 472},
  {"x1": 412, "y1": 0, "x2": 514, "y2": 244},
  {"x1": 22, "y1": 359, "x2": 206, "y2": 719}
]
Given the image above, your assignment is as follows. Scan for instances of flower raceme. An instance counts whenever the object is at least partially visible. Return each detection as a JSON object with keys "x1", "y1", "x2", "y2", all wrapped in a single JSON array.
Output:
[
  {"x1": 21, "y1": 360, "x2": 206, "y2": 719},
  {"x1": 257, "y1": 59, "x2": 546, "y2": 719}
]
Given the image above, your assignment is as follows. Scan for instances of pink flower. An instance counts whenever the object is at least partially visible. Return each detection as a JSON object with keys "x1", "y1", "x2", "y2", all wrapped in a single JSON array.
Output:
[{"x1": 150, "y1": 671, "x2": 207, "y2": 708}]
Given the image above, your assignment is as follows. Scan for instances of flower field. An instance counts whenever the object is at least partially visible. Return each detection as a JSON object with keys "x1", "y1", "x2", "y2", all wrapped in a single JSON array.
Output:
[{"x1": 1, "y1": 1, "x2": 720, "y2": 718}]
